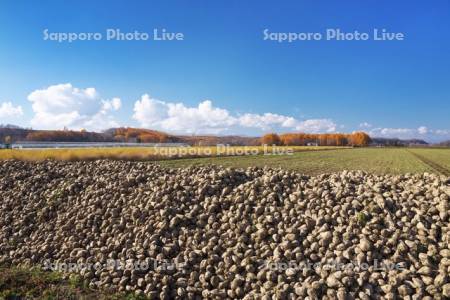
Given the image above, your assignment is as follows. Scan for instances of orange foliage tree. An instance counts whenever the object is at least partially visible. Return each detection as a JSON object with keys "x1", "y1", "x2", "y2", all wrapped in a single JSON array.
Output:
[
  {"x1": 277, "y1": 132, "x2": 371, "y2": 147},
  {"x1": 26, "y1": 130, "x2": 110, "y2": 142},
  {"x1": 261, "y1": 133, "x2": 282, "y2": 145},
  {"x1": 348, "y1": 131, "x2": 371, "y2": 146},
  {"x1": 113, "y1": 128, "x2": 170, "y2": 143}
]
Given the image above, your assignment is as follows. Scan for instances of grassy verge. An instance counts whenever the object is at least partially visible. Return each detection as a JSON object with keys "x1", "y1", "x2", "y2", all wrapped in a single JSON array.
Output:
[
  {"x1": 0, "y1": 146, "x2": 346, "y2": 161},
  {"x1": 0, "y1": 266, "x2": 144, "y2": 300}
]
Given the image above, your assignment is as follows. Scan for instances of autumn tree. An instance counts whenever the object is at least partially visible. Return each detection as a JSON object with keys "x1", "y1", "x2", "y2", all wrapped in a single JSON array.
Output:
[
  {"x1": 349, "y1": 132, "x2": 371, "y2": 146},
  {"x1": 139, "y1": 133, "x2": 169, "y2": 143},
  {"x1": 280, "y1": 133, "x2": 302, "y2": 146},
  {"x1": 26, "y1": 130, "x2": 111, "y2": 142},
  {"x1": 113, "y1": 127, "x2": 171, "y2": 143},
  {"x1": 261, "y1": 133, "x2": 282, "y2": 146},
  {"x1": 262, "y1": 132, "x2": 371, "y2": 147},
  {"x1": 114, "y1": 134, "x2": 126, "y2": 142}
]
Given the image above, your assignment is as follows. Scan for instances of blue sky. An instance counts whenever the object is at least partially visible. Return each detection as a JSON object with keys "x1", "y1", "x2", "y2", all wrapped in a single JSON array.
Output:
[{"x1": 0, "y1": 0, "x2": 449, "y2": 141}]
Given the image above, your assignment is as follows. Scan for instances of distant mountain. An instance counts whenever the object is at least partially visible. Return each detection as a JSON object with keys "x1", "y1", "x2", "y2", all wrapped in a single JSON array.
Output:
[
  {"x1": 437, "y1": 140, "x2": 450, "y2": 147},
  {"x1": 370, "y1": 137, "x2": 428, "y2": 146},
  {"x1": 108, "y1": 127, "x2": 173, "y2": 143},
  {"x1": 0, "y1": 127, "x2": 259, "y2": 146},
  {"x1": 0, "y1": 127, "x2": 112, "y2": 143},
  {"x1": 0, "y1": 126, "x2": 436, "y2": 147},
  {"x1": 108, "y1": 128, "x2": 260, "y2": 145},
  {"x1": 0, "y1": 127, "x2": 31, "y2": 143},
  {"x1": 0, "y1": 124, "x2": 23, "y2": 129},
  {"x1": 175, "y1": 135, "x2": 260, "y2": 146}
]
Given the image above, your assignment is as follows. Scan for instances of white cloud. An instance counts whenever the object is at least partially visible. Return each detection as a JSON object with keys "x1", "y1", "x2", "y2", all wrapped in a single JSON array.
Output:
[
  {"x1": 417, "y1": 126, "x2": 428, "y2": 135},
  {"x1": 380, "y1": 128, "x2": 414, "y2": 136},
  {"x1": 0, "y1": 101, "x2": 23, "y2": 118},
  {"x1": 133, "y1": 94, "x2": 337, "y2": 134},
  {"x1": 27, "y1": 83, "x2": 121, "y2": 131},
  {"x1": 133, "y1": 95, "x2": 169, "y2": 126},
  {"x1": 359, "y1": 122, "x2": 372, "y2": 128},
  {"x1": 133, "y1": 95, "x2": 236, "y2": 134},
  {"x1": 294, "y1": 119, "x2": 336, "y2": 133},
  {"x1": 101, "y1": 97, "x2": 121, "y2": 112},
  {"x1": 368, "y1": 126, "x2": 450, "y2": 141},
  {"x1": 368, "y1": 127, "x2": 418, "y2": 139},
  {"x1": 435, "y1": 129, "x2": 450, "y2": 135},
  {"x1": 236, "y1": 114, "x2": 336, "y2": 133},
  {"x1": 13, "y1": 86, "x2": 450, "y2": 142},
  {"x1": 238, "y1": 113, "x2": 296, "y2": 130},
  {"x1": 162, "y1": 100, "x2": 235, "y2": 134}
]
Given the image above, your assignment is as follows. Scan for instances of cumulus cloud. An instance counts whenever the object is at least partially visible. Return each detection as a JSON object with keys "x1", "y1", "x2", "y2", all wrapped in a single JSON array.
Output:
[
  {"x1": 27, "y1": 83, "x2": 121, "y2": 131},
  {"x1": 238, "y1": 115, "x2": 336, "y2": 133},
  {"x1": 378, "y1": 128, "x2": 415, "y2": 136},
  {"x1": 417, "y1": 126, "x2": 428, "y2": 135},
  {"x1": 133, "y1": 94, "x2": 337, "y2": 134},
  {"x1": 435, "y1": 129, "x2": 450, "y2": 135},
  {"x1": 0, "y1": 101, "x2": 23, "y2": 118},
  {"x1": 368, "y1": 125, "x2": 450, "y2": 141},
  {"x1": 238, "y1": 113, "x2": 297, "y2": 130},
  {"x1": 163, "y1": 100, "x2": 235, "y2": 134},
  {"x1": 294, "y1": 119, "x2": 336, "y2": 133},
  {"x1": 133, "y1": 95, "x2": 235, "y2": 134},
  {"x1": 359, "y1": 122, "x2": 372, "y2": 128},
  {"x1": 101, "y1": 98, "x2": 122, "y2": 112},
  {"x1": 133, "y1": 95, "x2": 169, "y2": 126}
]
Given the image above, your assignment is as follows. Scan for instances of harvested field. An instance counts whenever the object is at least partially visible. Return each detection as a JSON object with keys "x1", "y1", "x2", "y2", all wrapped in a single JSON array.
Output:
[
  {"x1": 0, "y1": 160, "x2": 449, "y2": 299},
  {"x1": 408, "y1": 149, "x2": 450, "y2": 176},
  {"x1": 159, "y1": 148, "x2": 450, "y2": 176},
  {"x1": 2, "y1": 147, "x2": 449, "y2": 176}
]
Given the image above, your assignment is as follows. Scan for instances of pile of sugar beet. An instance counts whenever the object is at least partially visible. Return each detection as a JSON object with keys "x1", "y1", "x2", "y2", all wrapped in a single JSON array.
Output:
[{"x1": 0, "y1": 160, "x2": 449, "y2": 299}]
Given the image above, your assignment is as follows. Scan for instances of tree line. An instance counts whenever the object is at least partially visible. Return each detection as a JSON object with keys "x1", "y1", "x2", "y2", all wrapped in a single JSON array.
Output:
[
  {"x1": 23, "y1": 128, "x2": 172, "y2": 143},
  {"x1": 261, "y1": 132, "x2": 371, "y2": 146},
  {"x1": 112, "y1": 128, "x2": 172, "y2": 143},
  {"x1": 2, "y1": 126, "x2": 370, "y2": 147},
  {"x1": 25, "y1": 130, "x2": 112, "y2": 142}
]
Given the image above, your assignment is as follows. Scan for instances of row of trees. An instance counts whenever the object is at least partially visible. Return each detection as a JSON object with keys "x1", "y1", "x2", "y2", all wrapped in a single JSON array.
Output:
[
  {"x1": 261, "y1": 132, "x2": 371, "y2": 147},
  {"x1": 24, "y1": 128, "x2": 172, "y2": 143},
  {"x1": 25, "y1": 130, "x2": 112, "y2": 142},
  {"x1": 112, "y1": 128, "x2": 172, "y2": 143},
  {"x1": 3, "y1": 126, "x2": 371, "y2": 147}
]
